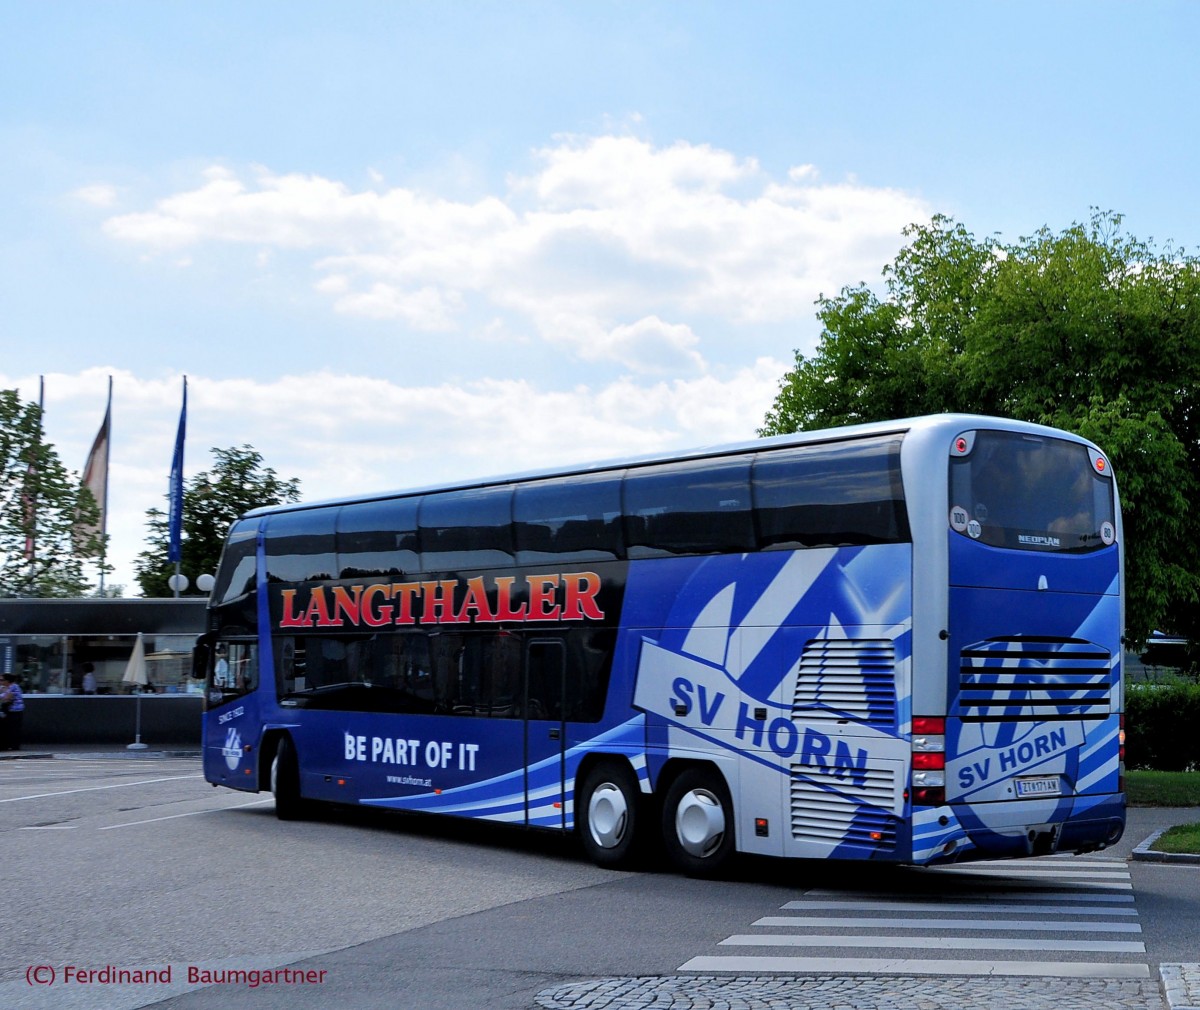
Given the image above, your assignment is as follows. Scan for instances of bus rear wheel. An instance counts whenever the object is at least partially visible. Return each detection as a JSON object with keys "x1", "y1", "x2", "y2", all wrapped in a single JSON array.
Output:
[
  {"x1": 271, "y1": 736, "x2": 307, "y2": 821},
  {"x1": 578, "y1": 762, "x2": 641, "y2": 869},
  {"x1": 661, "y1": 768, "x2": 734, "y2": 878}
]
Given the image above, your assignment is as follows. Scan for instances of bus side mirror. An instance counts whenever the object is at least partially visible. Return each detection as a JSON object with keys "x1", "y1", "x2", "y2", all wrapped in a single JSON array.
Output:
[{"x1": 193, "y1": 633, "x2": 214, "y2": 680}]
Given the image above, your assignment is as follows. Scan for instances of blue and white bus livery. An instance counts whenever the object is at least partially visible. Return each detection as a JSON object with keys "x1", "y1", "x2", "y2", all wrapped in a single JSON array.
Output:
[{"x1": 198, "y1": 413, "x2": 1124, "y2": 876}]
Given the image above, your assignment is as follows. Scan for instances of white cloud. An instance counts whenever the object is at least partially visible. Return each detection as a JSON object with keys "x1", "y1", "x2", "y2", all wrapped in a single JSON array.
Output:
[
  {"x1": 2, "y1": 363, "x2": 786, "y2": 595},
  {"x1": 99, "y1": 134, "x2": 930, "y2": 374},
  {"x1": 601, "y1": 316, "x2": 705, "y2": 375},
  {"x1": 33, "y1": 133, "x2": 930, "y2": 591},
  {"x1": 71, "y1": 184, "x2": 119, "y2": 208}
]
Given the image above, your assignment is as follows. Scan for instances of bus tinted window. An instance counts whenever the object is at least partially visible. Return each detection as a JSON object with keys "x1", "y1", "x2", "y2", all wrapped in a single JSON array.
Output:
[
  {"x1": 278, "y1": 633, "x2": 437, "y2": 713},
  {"x1": 514, "y1": 472, "x2": 624, "y2": 564},
  {"x1": 275, "y1": 628, "x2": 608, "y2": 720},
  {"x1": 265, "y1": 509, "x2": 339, "y2": 583},
  {"x1": 212, "y1": 519, "x2": 259, "y2": 605},
  {"x1": 431, "y1": 632, "x2": 524, "y2": 717},
  {"x1": 949, "y1": 430, "x2": 1115, "y2": 552},
  {"x1": 624, "y1": 457, "x2": 755, "y2": 558},
  {"x1": 337, "y1": 497, "x2": 420, "y2": 578},
  {"x1": 754, "y1": 435, "x2": 909, "y2": 549},
  {"x1": 419, "y1": 487, "x2": 515, "y2": 573},
  {"x1": 564, "y1": 627, "x2": 615, "y2": 722}
]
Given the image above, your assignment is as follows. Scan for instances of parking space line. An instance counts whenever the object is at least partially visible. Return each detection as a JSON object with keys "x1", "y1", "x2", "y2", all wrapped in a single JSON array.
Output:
[
  {"x1": 100, "y1": 798, "x2": 273, "y2": 829},
  {"x1": 0, "y1": 774, "x2": 200, "y2": 803}
]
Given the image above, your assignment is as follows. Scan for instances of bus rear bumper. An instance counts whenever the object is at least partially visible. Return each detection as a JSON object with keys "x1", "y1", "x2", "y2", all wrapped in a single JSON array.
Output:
[
  {"x1": 916, "y1": 793, "x2": 1126, "y2": 864},
  {"x1": 956, "y1": 793, "x2": 1126, "y2": 860}
]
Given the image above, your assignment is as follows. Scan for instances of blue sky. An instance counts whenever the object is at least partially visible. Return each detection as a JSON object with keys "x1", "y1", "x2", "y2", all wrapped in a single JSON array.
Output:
[{"x1": 2, "y1": 1, "x2": 1197, "y2": 591}]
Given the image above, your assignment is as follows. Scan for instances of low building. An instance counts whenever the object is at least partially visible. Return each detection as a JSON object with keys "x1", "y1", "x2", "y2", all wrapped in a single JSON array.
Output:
[{"x1": 0, "y1": 598, "x2": 208, "y2": 745}]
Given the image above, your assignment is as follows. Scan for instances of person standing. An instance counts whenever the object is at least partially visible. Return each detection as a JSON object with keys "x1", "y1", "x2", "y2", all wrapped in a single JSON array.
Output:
[
  {"x1": 81, "y1": 663, "x2": 97, "y2": 695},
  {"x1": 0, "y1": 673, "x2": 25, "y2": 751}
]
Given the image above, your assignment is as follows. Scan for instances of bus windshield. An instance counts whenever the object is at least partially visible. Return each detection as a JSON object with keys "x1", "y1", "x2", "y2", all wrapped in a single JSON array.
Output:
[{"x1": 949, "y1": 429, "x2": 1115, "y2": 553}]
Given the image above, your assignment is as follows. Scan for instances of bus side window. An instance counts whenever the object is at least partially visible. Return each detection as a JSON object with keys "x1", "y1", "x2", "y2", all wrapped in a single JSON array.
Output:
[
  {"x1": 526, "y1": 640, "x2": 564, "y2": 721},
  {"x1": 753, "y1": 435, "x2": 909, "y2": 549},
  {"x1": 514, "y1": 472, "x2": 625, "y2": 564},
  {"x1": 623, "y1": 457, "x2": 754, "y2": 558},
  {"x1": 210, "y1": 640, "x2": 257, "y2": 706}
]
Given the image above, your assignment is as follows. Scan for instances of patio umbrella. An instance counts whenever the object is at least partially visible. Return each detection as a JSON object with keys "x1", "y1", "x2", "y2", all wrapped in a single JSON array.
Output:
[{"x1": 122, "y1": 632, "x2": 149, "y2": 750}]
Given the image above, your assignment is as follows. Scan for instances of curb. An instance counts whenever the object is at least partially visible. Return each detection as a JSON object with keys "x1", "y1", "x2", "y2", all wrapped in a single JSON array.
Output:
[
  {"x1": 1133, "y1": 829, "x2": 1200, "y2": 866},
  {"x1": 1161, "y1": 964, "x2": 1200, "y2": 1010}
]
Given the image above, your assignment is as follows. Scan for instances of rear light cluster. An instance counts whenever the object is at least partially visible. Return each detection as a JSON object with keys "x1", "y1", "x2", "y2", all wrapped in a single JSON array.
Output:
[{"x1": 911, "y1": 716, "x2": 945, "y2": 806}]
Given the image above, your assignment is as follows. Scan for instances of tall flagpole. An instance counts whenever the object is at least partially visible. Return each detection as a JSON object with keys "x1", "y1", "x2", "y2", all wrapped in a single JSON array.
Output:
[
  {"x1": 168, "y1": 376, "x2": 188, "y2": 597},
  {"x1": 99, "y1": 376, "x2": 112, "y2": 594},
  {"x1": 24, "y1": 376, "x2": 44, "y2": 587},
  {"x1": 80, "y1": 378, "x2": 113, "y2": 595}
]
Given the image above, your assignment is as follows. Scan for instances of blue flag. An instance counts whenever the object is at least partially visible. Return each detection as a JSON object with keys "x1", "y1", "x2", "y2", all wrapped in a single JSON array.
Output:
[{"x1": 167, "y1": 377, "x2": 187, "y2": 563}]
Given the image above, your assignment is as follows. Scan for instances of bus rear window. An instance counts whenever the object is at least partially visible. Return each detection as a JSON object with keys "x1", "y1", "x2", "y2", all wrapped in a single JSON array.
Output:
[{"x1": 949, "y1": 430, "x2": 1115, "y2": 553}]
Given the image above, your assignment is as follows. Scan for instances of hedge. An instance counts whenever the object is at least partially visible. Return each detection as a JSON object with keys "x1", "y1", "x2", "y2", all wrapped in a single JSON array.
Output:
[{"x1": 1125, "y1": 680, "x2": 1200, "y2": 771}]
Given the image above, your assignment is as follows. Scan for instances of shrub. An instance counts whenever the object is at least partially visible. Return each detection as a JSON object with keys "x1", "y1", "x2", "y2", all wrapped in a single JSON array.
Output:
[{"x1": 1125, "y1": 680, "x2": 1200, "y2": 771}]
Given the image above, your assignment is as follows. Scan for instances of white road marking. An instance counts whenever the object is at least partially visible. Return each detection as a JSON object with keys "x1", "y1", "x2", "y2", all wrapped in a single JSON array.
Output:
[
  {"x1": 0, "y1": 774, "x2": 201, "y2": 803},
  {"x1": 100, "y1": 798, "x2": 273, "y2": 829},
  {"x1": 722, "y1": 934, "x2": 1145, "y2": 953},
  {"x1": 782, "y1": 899, "x2": 1137, "y2": 915},
  {"x1": 752, "y1": 915, "x2": 1141, "y2": 932},
  {"x1": 679, "y1": 955, "x2": 1151, "y2": 977}
]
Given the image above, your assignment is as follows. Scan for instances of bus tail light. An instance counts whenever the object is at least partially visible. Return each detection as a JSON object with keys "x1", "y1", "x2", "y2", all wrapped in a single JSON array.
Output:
[{"x1": 912, "y1": 716, "x2": 946, "y2": 806}]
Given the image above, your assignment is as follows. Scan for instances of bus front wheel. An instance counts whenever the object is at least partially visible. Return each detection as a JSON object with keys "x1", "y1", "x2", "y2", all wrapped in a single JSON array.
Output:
[
  {"x1": 271, "y1": 736, "x2": 307, "y2": 821},
  {"x1": 661, "y1": 768, "x2": 734, "y2": 877},
  {"x1": 578, "y1": 762, "x2": 641, "y2": 869}
]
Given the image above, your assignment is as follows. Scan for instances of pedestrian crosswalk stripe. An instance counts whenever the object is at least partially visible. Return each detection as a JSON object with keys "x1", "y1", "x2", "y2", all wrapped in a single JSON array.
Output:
[
  {"x1": 782, "y1": 899, "x2": 1137, "y2": 915},
  {"x1": 683, "y1": 858, "x2": 1150, "y2": 980},
  {"x1": 803, "y1": 889, "x2": 1135, "y2": 902},
  {"x1": 721, "y1": 934, "x2": 1145, "y2": 953},
  {"x1": 932, "y1": 864, "x2": 1129, "y2": 877},
  {"x1": 752, "y1": 915, "x2": 1141, "y2": 932},
  {"x1": 678, "y1": 956, "x2": 1151, "y2": 978}
]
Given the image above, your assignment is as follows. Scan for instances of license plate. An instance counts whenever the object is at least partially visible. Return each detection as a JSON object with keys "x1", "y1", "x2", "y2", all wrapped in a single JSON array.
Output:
[{"x1": 1015, "y1": 775, "x2": 1061, "y2": 798}]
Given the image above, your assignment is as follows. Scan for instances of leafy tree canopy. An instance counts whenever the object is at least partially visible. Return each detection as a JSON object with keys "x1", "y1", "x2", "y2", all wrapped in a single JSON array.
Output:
[
  {"x1": 761, "y1": 210, "x2": 1200, "y2": 652},
  {"x1": 136, "y1": 445, "x2": 300, "y2": 597},
  {"x1": 0, "y1": 389, "x2": 104, "y2": 597}
]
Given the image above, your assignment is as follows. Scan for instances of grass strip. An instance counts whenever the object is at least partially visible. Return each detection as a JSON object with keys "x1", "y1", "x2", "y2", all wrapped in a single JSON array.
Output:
[
  {"x1": 1152, "y1": 822, "x2": 1200, "y2": 854},
  {"x1": 1125, "y1": 770, "x2": 1200, "y2": 807}
]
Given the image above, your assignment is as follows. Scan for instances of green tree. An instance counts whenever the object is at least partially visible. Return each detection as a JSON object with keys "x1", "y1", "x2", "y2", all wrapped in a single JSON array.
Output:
[
  {"x1": 761, "y1": 211, "x2": 1200, "y2": 652},
  {"x1": 0, "y1": 389, "x2": 104, "y2": 597},
  {"x1": 135, "y1": 445, "x2": 301, "y2": 597}
]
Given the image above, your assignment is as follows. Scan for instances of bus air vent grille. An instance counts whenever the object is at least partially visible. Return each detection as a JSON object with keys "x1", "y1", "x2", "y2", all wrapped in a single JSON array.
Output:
[
  {"x1": 958, "y1": 637, "x2": 1112, "y2": 721},
  {"x1": 789, "y1": 766, "x2": 897, "y2": 847},
  {"x1": 793, "y1": 638, "x2": 896, "y2": 727}
]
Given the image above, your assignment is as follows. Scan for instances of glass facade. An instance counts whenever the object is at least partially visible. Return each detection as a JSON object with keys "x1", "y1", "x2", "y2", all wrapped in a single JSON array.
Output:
[{"x1": 0, "y1": 599, "x2": 207, "y2": 695}]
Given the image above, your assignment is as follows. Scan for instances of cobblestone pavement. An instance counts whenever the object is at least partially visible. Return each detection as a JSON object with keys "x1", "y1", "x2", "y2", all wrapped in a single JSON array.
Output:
[{"x1": 535, "y1": 974, "x2": 1167, "y2": 1010}]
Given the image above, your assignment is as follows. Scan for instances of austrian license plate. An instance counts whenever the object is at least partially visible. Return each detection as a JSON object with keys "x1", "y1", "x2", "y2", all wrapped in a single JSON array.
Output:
[{"x1": 1015, "y1": 775, "x2": 1061, "y2": 798}]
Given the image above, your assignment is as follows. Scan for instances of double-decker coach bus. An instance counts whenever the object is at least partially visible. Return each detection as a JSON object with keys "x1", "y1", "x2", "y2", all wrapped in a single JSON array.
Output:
[{"x1": 197, "y1": 414, "x2": 1124, "y2": 876}]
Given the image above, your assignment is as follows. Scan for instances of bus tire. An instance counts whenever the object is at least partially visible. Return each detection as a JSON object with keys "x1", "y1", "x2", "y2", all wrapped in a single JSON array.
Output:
[
  {"x1": 271, "y1": 736, "x2": 306, "y2": 821},
  {"x1": 661, "y1": 768, "x2": 734, "y2": 878},
  {"x1": 578, "y1": 762, "x2": 641, "y2": 870}
]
